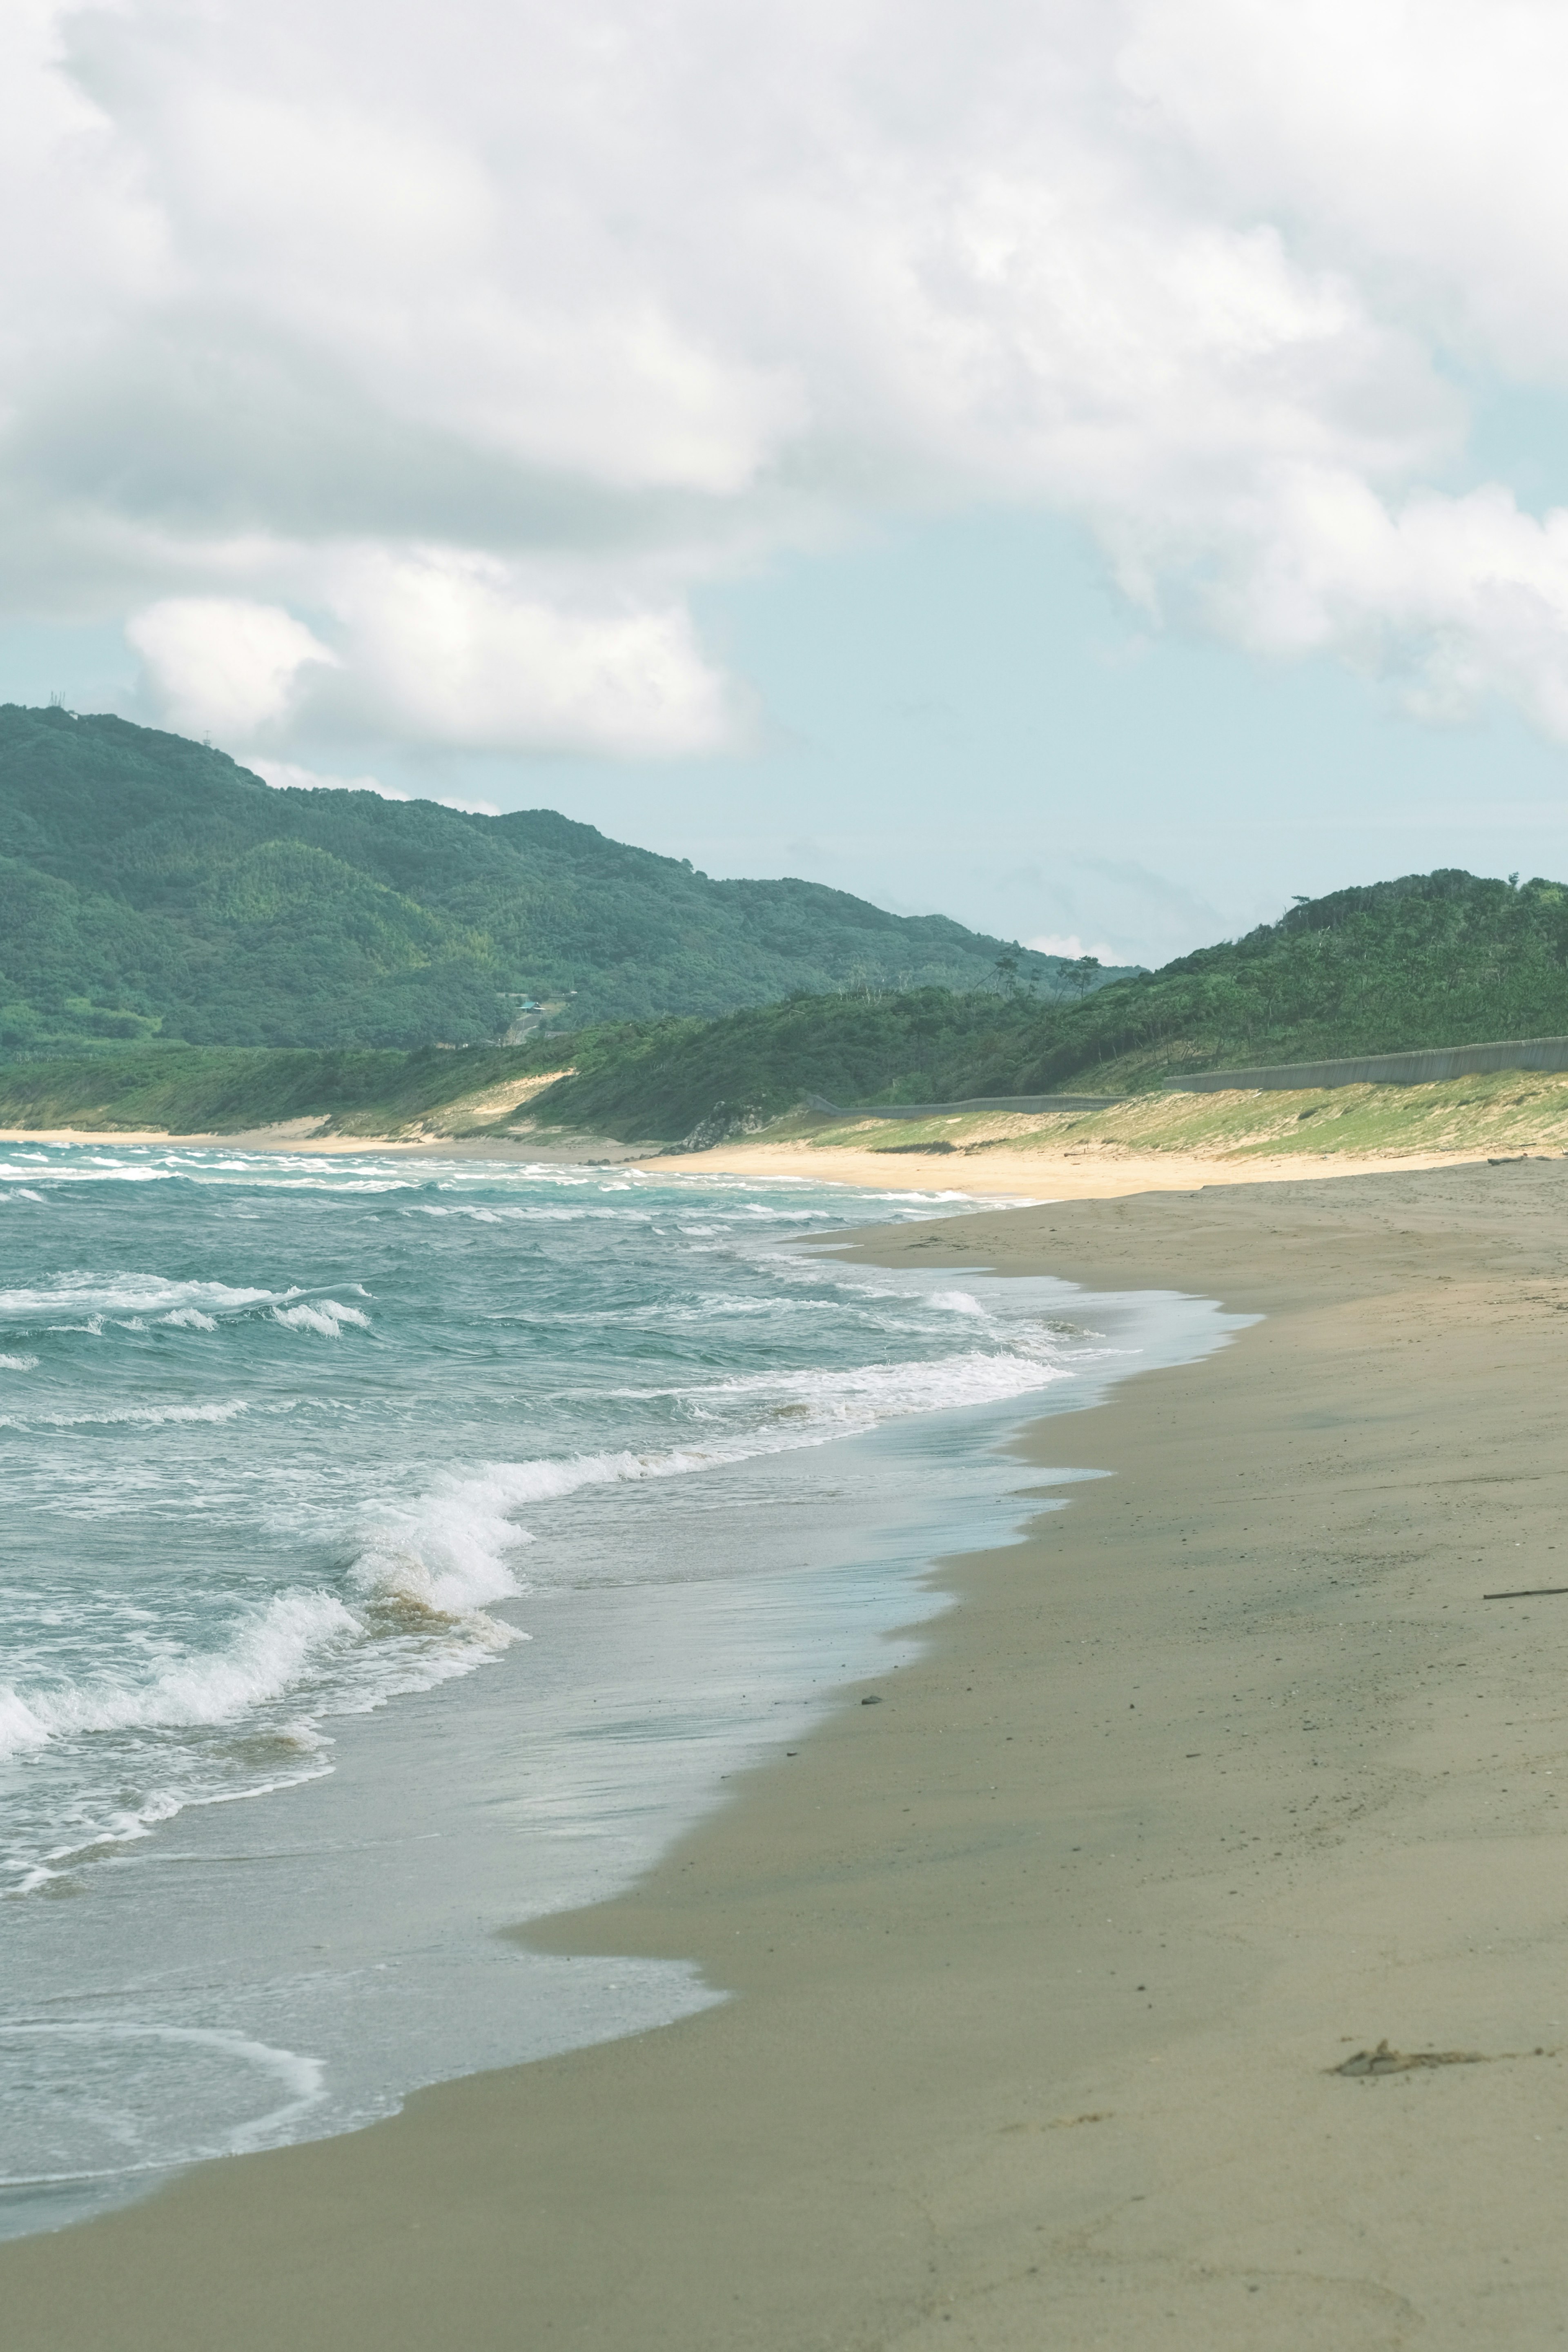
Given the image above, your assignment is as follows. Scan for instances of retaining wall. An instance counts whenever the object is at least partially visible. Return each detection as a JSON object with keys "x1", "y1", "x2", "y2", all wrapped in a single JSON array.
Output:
[{"x1": 1165, "y1": 1036, "x2": 1568, "y2": 1093}]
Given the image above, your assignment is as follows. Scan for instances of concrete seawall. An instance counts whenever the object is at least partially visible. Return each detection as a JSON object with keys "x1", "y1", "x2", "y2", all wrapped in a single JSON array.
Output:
[{"x1": 1165, "y1": 1036, "x2": 1568, "y2": 1093}]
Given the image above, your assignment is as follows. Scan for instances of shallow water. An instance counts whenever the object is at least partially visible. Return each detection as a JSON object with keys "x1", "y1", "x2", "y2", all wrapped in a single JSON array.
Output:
[{"x1": 0, "y1": 1144, "x2": 1243, "y2": 2237}]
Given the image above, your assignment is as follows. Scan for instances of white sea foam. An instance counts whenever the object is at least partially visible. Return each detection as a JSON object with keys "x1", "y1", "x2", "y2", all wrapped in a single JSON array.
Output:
[
  {"x1": 350, "y1": 1340, "x2": 1075, "y2": 1629},
  {"x1": 0, "y1": 1590, "x2": 361, "y2": 1760},
  {"x1": 0, "y1": 1399, "x2": 250, "y2": 1431},
  {"x1": 602, "y1": 1345, "x2": 1074, "y2": 1428},
  {"x1": 0, "y1": 2024, "x2": 327, "y2": 2182},
  {"x1": 0, "y1": 1274, "x2": 296, "y2": 1325},
  {"x1": 272, "y1": 1301, "x2": 371, "y2": 1336},
  {"x1": 0, "y1": 1164, "x2": 175, "y2": 1186},
  {"x1": 160, "y1": 1307, "x2": 217, "y2": 1330},
  {"x1": 349, "y1": 1466, "x2": 544, "y2": 1621},
  {"x1": 0, "y1": 1352, "x2": 38, "y2": 1370}
]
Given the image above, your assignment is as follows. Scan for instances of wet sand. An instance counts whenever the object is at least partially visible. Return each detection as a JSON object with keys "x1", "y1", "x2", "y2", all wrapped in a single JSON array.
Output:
[{"x1": 8, "y1": 1158, "x2": 1568, "y2": 2348}]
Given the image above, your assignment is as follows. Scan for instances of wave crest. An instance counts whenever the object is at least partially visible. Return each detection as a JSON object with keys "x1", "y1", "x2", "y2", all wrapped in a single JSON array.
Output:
[{"x1": 0, "y1": 1590, "x2": 361, "y2": 1760}]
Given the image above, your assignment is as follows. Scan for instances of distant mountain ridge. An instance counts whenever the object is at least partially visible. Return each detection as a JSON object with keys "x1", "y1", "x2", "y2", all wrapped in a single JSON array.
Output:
[{"x1": 0, "y1": 705, "x2": 1133, "y2": 1054}]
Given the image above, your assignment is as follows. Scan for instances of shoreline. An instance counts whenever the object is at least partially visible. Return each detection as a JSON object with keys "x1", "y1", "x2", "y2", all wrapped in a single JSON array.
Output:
[
  {"x1": 9, "y1": 1159, "x2": 1568, "y2": 2343},
  {"x1": 0, "y1": 1123, "x2": 650, "y2": 1162},
  {"x1": 0, "y1": 1119, "x2": 1530, "y2": 1203}
]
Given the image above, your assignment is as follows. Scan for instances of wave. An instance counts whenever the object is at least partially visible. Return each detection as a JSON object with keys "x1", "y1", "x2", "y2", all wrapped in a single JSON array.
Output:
[
  {"x1": 599, "y1": 1344, "x2": 1074, "y2": 1425},
  {"x1": 0, "y1": 2025, "x2": 327, "y2": 2181},
  {"x1": 0, "y1": 1589, "x2": 361, "y2": 1761},
  {"x1": 271, "y1": 1301, "x2": 372, "y2": 1337},
  {"x1": 345, "y1": 1341, "x2": 1076, "y2": 1627},
  {"x1": 0, "y1": 1352, "x2": 38, "y2": 1370},
  {"x1": 0, "y1": 1274, "x2": 379, "y2": 1347},
  {"x1": 0, "y1": 1399, "x2": 252, "y2": 1432},
  {"x1": 350, "y1": 1476, "x2": 536, "y2": 1618},
  {"x1": 0, "y1": 1274, "x2": 294, "y2": 1326},
  {"x1": 0, "y1": 1163, "x2": 176, "y2": 1185}
]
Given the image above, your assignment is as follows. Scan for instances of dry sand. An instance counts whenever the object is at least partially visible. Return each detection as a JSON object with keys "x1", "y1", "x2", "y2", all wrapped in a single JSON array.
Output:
[
  {"x1": 657, "y1": 1135, "x2": 1515, "y2": 1198},
  {"x1": 9, "y1": 1157, "x2": 1568, "y2": 2348}
]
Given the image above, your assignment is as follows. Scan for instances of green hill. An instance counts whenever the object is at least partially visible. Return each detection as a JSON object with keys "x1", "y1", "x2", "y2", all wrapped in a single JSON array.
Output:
[
  {"x1": 4, "y1": 866, "x2": 1563, "y2": 1147},
  {"x1": 524, "y1": 868, "x2": 1568, "y2": 1138},
  {"x1": 0, "y1": 704, "x2": 1128, "y2": 1053}
]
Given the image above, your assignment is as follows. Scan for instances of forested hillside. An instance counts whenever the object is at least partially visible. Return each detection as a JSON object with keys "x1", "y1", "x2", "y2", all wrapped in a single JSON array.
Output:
[
  {"x1": 0, "y1": 705, "x2": 1120, "y2": 1052},
  {"x1": 7, "y1": 718, "x2": 1556, "y2": 1147},
  {"x1": 526, "y1": 869, "x2": 1568, "y2": 1136}
]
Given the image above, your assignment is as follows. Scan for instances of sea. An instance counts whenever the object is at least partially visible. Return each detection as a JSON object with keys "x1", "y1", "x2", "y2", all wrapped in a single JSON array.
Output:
[{"x1": 0, "y1": 1141, "x2": 1243, "y2": 2240}]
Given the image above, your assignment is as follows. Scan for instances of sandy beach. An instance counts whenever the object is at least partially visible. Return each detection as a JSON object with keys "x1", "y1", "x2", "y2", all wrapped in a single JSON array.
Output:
[
  {"x1": 661, "y1": 1135, "x2": 1514, "y2": 1199},
  {"x1": 9, "y1": 1154, "x2": 1568, "y2": 2347},
  {"x1": 0, "y1": 1119, "x2": 1525, "y2": 1197}
]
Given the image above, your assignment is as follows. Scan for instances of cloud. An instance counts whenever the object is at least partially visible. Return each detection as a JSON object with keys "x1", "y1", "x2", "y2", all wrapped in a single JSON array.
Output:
[
  {"x1": 10, "y1": 0, "x2": 1568, "y2": 756},
  {"x1": 127, "y1": 555, "x2": 742, "y2": 758},
  {"x1": 1028, "y1": 934, "x2": 1128, "y2": 967},
  {"x1": 125, "y1": 598, "x2": 337, "y2": 738},
  {"x1": 317, "y1": 549, "x2": 741, "y2": 757},
  {"x1": 244, "y1": 757, "x2": 500, "y2": 815}
]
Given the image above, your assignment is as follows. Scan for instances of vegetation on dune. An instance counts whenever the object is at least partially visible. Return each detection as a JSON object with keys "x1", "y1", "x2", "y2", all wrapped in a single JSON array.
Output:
[
  {"x1": 779, "y1": 1067, "x2": 1568, "y2": 1167},
  {"x1": 0, "y1": 704, "x2": 1118, "y2": 1054},
  {"x1": 0, "y1": 1040, "x2": 575, "y2": 1140}
]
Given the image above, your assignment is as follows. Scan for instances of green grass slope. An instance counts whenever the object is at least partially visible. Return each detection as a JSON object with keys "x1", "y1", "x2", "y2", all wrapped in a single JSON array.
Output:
[
  {"x1": 0, "y1": 704, "x2": 1125, "y2": 1052},
  {"x1": 0, "y1": 1040, "x2": 573, "y2": 1139}
]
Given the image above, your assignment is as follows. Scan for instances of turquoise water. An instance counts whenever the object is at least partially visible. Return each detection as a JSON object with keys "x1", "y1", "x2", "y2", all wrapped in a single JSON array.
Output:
[{"x1": 0, "y1": 1143, "x2": 1241, "y2": 2237}]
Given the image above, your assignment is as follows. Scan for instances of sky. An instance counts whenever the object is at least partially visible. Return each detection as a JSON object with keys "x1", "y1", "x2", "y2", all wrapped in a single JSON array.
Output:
[{"x1": 7, "y1": 2, "x2": 1568, "y2": 966}]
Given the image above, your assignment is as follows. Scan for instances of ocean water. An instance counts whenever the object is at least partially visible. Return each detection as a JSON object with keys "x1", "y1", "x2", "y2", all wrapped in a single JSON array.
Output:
[{"x1": 0, "y1": 1142, "x2": 1243, "y2": 2239}]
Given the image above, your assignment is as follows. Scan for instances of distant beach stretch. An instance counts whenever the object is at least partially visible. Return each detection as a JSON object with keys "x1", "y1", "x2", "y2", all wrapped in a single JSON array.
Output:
[{"x1": 7, "y1": 1149, "x2": 1568, "y2": 2346}]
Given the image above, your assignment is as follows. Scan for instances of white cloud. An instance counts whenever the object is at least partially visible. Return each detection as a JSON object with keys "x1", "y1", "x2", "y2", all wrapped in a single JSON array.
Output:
[
  {"x1": 125, "y1": 598, "x2": 337, "y2": 738},
  {"x1": 244, "y1": 759, "x2": 395, "y2": 797},
  {"x1": 1028, "y1": 935, "x2": 1127, "y2": 967},
  {"x1": 244, "y1": 756, "x2": 499, "y2": 815},
  {"x1": 9, "y1": 1, "x2": 1568, "y2": 754},
  {"x1": 319, "y1": 548, "x2": 739, "y2": 757}
]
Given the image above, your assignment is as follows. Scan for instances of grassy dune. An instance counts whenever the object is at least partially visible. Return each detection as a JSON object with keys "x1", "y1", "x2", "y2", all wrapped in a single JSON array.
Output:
[
  {"x1": 758, "y1": 1067, "x2": 1568, "y2": 1164},
  {"x1": 0, "y1": 1044, "x2": 573, "y2": 1141}
]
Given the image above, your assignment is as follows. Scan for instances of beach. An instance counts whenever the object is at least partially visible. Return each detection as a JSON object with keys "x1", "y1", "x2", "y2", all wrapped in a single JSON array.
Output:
[
  {"x1": 8, "y1": 1154, "x2": 1568, "y2": 2346},
  {"x1": 666, "y1": 1134, "x2": 1509, "y2": 1199}
]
